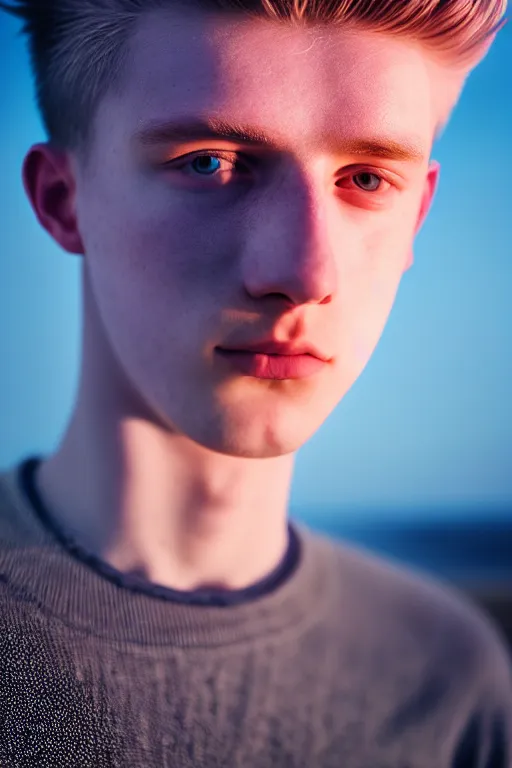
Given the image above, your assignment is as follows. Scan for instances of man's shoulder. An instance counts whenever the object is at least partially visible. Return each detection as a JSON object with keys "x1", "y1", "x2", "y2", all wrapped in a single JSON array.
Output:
[
  {"x1": 302, "y1": 522, "x2": 512, "y2": 681},
  {"x1": 303, "y1": 525, "x2": 512, "y2": 764}
]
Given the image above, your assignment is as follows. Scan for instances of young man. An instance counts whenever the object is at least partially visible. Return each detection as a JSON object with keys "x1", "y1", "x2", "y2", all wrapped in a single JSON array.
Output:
[{"x1": 0, "y1": 0, "x2": 510, "y2": 765}]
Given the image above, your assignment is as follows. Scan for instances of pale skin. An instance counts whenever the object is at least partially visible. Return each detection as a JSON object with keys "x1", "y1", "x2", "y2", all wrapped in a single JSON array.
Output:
[{"x1": 21, "y1": 7, "x2": 462, "y2": 591}]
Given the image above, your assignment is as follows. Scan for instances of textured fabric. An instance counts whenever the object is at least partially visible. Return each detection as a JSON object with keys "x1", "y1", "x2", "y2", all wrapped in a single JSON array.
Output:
[{"x1": 0, "y1": 460, "x2": 511, "y2": 768}]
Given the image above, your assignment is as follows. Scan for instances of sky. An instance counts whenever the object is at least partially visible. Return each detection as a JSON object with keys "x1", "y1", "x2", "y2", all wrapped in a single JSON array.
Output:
[{"x1": 0, "y1": 11, "x2": 510, "y2": 520}]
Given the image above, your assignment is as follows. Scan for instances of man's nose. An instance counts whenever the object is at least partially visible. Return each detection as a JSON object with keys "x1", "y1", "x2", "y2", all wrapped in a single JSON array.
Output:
[{"x1": 241, "y1": 177, "x2": 338, "y2": 307}]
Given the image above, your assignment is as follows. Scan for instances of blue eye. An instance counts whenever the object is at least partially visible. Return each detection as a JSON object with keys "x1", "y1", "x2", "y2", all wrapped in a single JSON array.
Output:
[{"x1": 190, "y1": 155, "x2": 223, "y2": 175}]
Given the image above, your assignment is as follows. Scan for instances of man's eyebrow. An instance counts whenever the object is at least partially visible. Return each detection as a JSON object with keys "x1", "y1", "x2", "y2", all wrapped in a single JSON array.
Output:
[{"x1": 133, "y1": 117, "x2": 426, "y2": 163}]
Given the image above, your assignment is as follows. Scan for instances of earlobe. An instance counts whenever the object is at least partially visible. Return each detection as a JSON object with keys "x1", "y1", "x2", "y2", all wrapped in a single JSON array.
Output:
[{"x1": 22, "y1": 143, "x2": 85, "y2": 256}]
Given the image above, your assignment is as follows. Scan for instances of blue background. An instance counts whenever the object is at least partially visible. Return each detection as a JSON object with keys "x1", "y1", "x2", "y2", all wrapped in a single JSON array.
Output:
[{"x1": 0, "y1": 11, "x2": 511, "y2": 528}]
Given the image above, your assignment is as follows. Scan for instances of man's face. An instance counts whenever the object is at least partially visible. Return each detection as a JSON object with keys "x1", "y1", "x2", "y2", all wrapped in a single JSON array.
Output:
[{"x1": 71, "y1": 8, "x2": 444, "y2": 458}]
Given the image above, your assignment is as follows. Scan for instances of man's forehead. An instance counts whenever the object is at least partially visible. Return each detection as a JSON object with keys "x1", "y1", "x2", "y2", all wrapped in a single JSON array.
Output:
[{"x1": 113, "y1": 7, "x2": 457, "y2": 153}]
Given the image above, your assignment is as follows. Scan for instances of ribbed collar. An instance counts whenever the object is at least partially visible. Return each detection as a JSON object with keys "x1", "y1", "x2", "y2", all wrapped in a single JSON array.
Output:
[
  {"x1": 0, "y1": 461, "x2": 335, "y2": 649},
  {"x1": 20, "y1": 457, "x2": 303, "y2": 609}
]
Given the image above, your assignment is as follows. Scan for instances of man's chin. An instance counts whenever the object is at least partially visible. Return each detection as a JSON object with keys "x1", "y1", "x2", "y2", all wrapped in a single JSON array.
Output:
[
  {"x1": 195, "y1": 430, "x2": 306, "y2": 460},
  {"x1": 183, "y1": 414, "x2": 315, "y2": 460},
  {"x1": 166, "y1": 387, "x2": 335, "y2": 458}
]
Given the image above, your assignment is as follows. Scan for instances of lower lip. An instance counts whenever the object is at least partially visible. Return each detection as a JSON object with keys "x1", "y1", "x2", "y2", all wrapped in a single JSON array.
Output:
[{"x1": 216, "y1": 350, "x2": 326, "y2": 380}]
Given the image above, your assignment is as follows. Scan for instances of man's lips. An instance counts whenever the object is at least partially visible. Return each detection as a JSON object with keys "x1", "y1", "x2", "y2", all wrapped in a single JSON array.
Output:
[
  {"x1": 215, "y1": 348, "x2": 328, "y2": 380},
  {"x1": 218, "y1": 339, "x2": 330, "y2": 361}
]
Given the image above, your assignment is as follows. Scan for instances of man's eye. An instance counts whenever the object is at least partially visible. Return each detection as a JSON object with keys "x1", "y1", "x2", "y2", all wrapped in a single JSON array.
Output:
[
  {"x1": 168, "y1": 154, "x2": 392, "y2": 197},
  {"x1": 338, "y1": 171, "x2": 390, "y2": 193},
  {"x1": 353, "y1": 171, "x2": 384, "y2": 192},
  {"x1": 171, "y1": 152, "x2": 243, "y2": 179}
]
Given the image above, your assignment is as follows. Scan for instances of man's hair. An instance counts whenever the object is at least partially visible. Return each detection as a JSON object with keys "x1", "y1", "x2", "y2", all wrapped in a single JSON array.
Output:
[{"x1": 0, "y1": 0, "x2": 508, "y2": 164}]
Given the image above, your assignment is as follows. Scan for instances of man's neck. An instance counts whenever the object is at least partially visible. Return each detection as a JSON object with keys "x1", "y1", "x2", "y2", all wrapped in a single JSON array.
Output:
[{"x1": 35, "y1": 412, "x2": 295, "y2": 592}]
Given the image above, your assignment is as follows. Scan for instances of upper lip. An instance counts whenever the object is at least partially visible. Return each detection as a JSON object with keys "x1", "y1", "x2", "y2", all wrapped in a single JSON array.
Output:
[{"x1": 218, "y1": 339, "x2": 331, "y2": 362}]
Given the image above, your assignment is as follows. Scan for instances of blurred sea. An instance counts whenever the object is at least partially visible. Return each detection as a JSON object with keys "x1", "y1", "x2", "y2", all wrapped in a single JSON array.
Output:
[{"x1": 290, "y1": 508, "x2": 512, "y2": 583}]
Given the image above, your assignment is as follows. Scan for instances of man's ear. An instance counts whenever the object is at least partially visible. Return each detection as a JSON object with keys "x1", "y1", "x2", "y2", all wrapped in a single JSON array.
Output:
[
  {"x1": 22, "y1": 142, "x2": 85, "y2": 256},
  {"x1": 404, "y1": 159, "x2": 441, "y2": 273}
]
